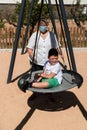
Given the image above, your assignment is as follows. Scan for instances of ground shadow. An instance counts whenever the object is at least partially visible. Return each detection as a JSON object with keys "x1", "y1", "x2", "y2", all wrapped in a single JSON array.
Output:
[{"x1": 15, "y1": 91, "x2": 87, "y2": 130}]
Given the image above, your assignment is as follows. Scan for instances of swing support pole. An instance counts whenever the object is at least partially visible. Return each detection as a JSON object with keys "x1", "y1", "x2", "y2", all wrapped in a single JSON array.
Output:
[
  {"x1": 21, "y1": 0, "x2": 35, "y2": 54},
  {"x1": 7, "y1": 0, "x2": 26, "y2": 83},
  {"x1": 48, "y1": 0, "x2": 58, "y2": 40},
  {"x1": 59, "y1": 0, "x2": 77, "y2": 72}
]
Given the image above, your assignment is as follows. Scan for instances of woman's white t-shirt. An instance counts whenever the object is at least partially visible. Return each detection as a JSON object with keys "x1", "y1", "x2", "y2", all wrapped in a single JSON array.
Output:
[{"x1": 27, "y1": 32, "x2": 60, "y2": 66}]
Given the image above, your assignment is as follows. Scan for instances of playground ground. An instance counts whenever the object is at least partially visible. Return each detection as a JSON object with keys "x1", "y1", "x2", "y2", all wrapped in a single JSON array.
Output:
[{"x1": 0, "y1": 48, "x2": 87, "y2": 130}]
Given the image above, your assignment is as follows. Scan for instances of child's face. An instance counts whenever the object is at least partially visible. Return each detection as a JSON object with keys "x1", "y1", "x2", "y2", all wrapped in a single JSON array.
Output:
[{"x1": 49, "y1": 55, "x2": 58, "y2": 65}]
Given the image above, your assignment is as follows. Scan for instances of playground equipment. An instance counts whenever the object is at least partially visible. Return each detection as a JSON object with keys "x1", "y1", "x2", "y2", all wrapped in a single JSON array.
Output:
[{"x1": 7, "y1": 0, "x2": 83, "y2": 93}]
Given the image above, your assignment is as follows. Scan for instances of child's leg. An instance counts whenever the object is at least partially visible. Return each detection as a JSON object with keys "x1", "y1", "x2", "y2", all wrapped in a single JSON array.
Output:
[{"x1": 32, "y1": 82, "x2": 49, "y2": 88}]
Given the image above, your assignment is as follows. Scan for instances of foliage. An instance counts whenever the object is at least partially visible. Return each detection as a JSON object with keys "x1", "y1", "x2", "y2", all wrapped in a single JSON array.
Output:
[
  {"x1": 0, "y1": 5, "x2": 18, "y2": 26},
  {"x1": 71, "y1": 0, "x2": 87, "y2": 24},
  {"x1": 0, "y1": 19, "x2": 4, "y2": 28},
  {"x1": 15, "y1": 0, "x2": 49, "y2": 33}
]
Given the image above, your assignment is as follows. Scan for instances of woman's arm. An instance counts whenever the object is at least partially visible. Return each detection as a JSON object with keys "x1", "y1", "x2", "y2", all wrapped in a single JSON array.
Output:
[{"x1": 27, "y1": 48, "x2": 33, "y2": 60}]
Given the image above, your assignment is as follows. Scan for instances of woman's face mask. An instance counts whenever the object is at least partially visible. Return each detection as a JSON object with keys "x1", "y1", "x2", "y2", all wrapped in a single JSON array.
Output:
[{"x1": 39, "y1": 26, "x2": 47, "y2": 33}]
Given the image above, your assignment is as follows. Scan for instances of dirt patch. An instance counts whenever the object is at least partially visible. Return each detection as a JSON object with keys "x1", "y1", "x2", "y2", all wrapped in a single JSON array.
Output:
[{"x1": 0, "y1": 49, "x2": 87, "y2": 130}]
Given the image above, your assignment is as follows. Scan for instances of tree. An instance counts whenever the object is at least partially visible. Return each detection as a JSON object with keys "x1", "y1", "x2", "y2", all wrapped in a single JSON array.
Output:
[
  {"x1": 15, "y1": 0, "x2": 49, "y2": 34},
  {"x1": 0, "y1": 1, "x2": 49, "y2": 31},
  {"x1": 0, "y1": 19, "x2": 4, "y2": 28},
  {"x1": 71, "y1": 0, "x2": 87, "y2": 26},
  {"x1": 0, "y1": 5, "x2": 17, "y2": 25}
]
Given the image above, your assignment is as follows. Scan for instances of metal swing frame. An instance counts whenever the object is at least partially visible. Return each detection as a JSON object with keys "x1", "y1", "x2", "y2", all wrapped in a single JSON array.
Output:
[{"x1": 7, "y1": 0, "x2": 77, "y2": 84}]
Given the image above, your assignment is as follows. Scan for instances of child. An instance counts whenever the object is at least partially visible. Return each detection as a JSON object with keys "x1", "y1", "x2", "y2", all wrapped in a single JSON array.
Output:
[{"x1": 30, "y1": 48, "x2": 63, "y2": 88}]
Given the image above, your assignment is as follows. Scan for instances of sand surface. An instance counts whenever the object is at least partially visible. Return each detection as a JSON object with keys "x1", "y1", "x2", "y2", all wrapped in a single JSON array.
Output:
[{"x1": 0, "y1": 48, "x2": 87, "y2": 130}]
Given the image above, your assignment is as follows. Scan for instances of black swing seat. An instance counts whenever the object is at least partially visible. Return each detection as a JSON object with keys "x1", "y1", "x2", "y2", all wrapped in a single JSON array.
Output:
[{"x1": 26, "y1": 70, "x2": 83, "y2": 93}]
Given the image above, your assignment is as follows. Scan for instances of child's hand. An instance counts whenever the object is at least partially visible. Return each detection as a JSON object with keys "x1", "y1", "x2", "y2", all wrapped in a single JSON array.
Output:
[
  {"x1": 40, "y1": 73, "x2": 43, "y2": 77},
  {"x1": 34, "y1": 73, "x2": 42, "y2": 82},
  {"x1": 34, "y1": 73, "x2": 40, "y2": 80}
]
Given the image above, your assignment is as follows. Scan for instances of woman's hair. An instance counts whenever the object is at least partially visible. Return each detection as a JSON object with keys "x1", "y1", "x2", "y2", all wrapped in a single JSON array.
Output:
[
  {"x1": 40, "y1": 18, "x2": 48, "y2": 26},
  {"x1": 48, "y1": 48, "x2": 58, "y2": 58}
]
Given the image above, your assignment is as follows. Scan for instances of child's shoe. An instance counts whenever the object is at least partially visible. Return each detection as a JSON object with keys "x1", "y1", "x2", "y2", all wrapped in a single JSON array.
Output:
[{"x1": 18, "y1": 79, "x2": 28, "y2": 92}]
